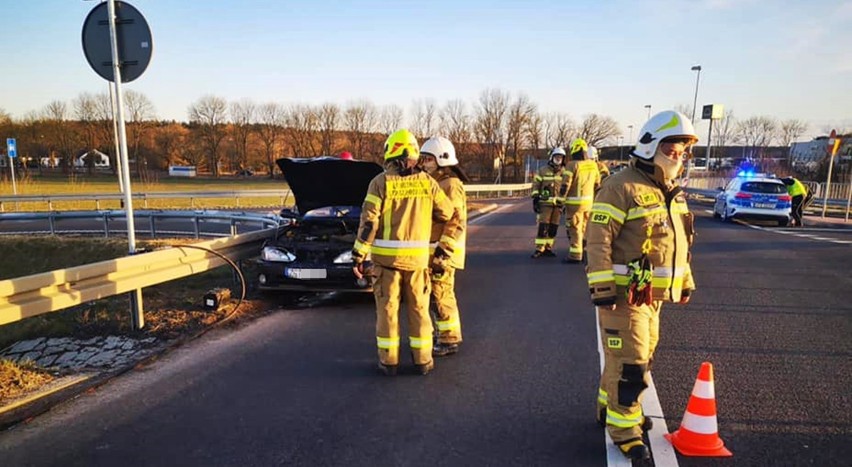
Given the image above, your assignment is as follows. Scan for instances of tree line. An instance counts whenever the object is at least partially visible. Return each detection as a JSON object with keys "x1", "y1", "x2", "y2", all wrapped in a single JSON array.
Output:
[{"x1": 0, "y1": 90, "x2": 826, "y2": 182}]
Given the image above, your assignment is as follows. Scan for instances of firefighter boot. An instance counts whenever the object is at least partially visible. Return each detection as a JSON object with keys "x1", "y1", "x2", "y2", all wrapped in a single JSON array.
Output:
[
  {"x1": 415, "y1": 359, "x2": 435, "y2": 375},
  {"x1": 543, "y1": 245, "x2": 556, "y2": 257},
  {"x1": 433, "y1": 342, "x2": 459, "y2": 357},
  {"x1": 617, "y1": 439, "x2": 650, "y2": 461},
  {"x1": 377, "y1": 362, "x2": 398, "y2": 376},
  {"x1": 531, "y1": 249, "x2": 545, "y2": 259}
]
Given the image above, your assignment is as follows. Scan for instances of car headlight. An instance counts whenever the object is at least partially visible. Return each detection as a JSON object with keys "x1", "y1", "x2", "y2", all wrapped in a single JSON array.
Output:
[
  {"x1": 333, "y1": 250, "x2": 354, "y2": 264},
  {"x1": 262, "y1": 246, "x2": 296, "y2": 262}
]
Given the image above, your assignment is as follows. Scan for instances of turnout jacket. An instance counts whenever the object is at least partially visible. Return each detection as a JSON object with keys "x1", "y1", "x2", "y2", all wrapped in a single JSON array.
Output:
[
  {"x1": 429, "y1": 171, "x2": 467, "y2": 269},
  {"x1": 562, "y1": 159, "x2": 601, "y2": 210},
  {"x1": 353, "y1": 165, "x2": 460, "y2": 271},
  {"x1": 532, "y1": 165, "x2": 565, "y2": 206},
  {"x1": 586, "y1": 160, "x2": 696, "y2": 303}
]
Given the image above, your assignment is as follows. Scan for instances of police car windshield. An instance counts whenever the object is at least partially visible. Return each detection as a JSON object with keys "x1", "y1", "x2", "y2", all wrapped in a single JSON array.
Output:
[{"x1": 740, "y1": 182, "x2": 786, "y2": 194}]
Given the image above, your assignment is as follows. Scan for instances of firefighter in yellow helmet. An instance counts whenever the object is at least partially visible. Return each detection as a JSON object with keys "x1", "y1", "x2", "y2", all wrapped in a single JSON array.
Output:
[
  {"x1": 352, "y1": 129, "x2": 461, "y2": 376},
  {"x1": 585, "y1": 111, "x2": 698, "y2": 461},
  {"x1": 561, "y1": 138, "x2": 601, "y2": 263},
  {"x1": 531, "y1": 147, "x2": 566, "y2": 258},
  {"x1": 419, "y1": 136, "x2": 469, "y2": 357}
]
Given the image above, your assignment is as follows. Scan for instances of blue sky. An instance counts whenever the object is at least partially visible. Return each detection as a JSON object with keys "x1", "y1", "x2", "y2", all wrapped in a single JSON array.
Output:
[{"x1": 1, "y1": 0, "x2": 850, "y2": 141}]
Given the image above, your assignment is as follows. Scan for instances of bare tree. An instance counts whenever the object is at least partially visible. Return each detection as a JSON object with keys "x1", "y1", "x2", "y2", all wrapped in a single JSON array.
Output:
[
  {"x1": 410, "y1": 98, "x2": 438, "y2": 139},
  {"x1": 440, "y1": 99, "x2": 471, "y2": 144},
  {"x1": 544, "y1": 112, "x2": 574, "y2": 149},
  {"x1": 229, "y1": 99, "x2": 256, "y2": 173},
  {"x1": 257, "y1": 102, "x2": 286, "y2": 177},
  {"x1": 505, "y1": 94, "x2": 537, "y2": 179},
  {"x1": 73, "y1": 93, "x2": 101, "y2": 173},
  {"x1": 378, "y1": 104, "x2": 404, "y2": 135},
  {"x1": 43, "y1": 100, "x2": 79, "y2": 173},
  {"x1": 0, "y1": 107, "x2": 10, "y2": 125},
  {"x1": 316, "y1": 103, "x2": 340, "y2": 156},
  {"x1": 285, "y1": 104, "x2": 321, "y2": 157},
  {"x1": 124, "y1": 90, "x2": 156, "y2": 176},
  {"x1": 188, "y1": 95, "x2": 228, "y2": 176},
  {"x1": 578, "y1": 114, "x2": 621, "y2": 147},
  {"x1": 474, "y1": 88, "x2": 510, "y2": 180},
  {"x1": 736, "y1": 115, "x2": 777, "y2": 160},
  {"x1": 779, "y1": 119, "x2": 809, "y2": 148},
  {"x1": 711, "y1": 108, "x2": 736, "y2": 148},
  {"x1": 344, "y1": 100, "x2": 378, "y2": 158},
  {"x1": 674, "y1": 103, "x2": 693, "y2": 120}
]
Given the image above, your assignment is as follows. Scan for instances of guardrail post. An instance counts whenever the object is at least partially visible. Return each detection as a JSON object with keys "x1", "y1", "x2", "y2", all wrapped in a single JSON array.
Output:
[
  {"x1": 96, "y1": 199, "x2": 101, "y2": 210},
  {"x1": 150, "y1": 215, "x2": 156, "y2": 238},
  {"x1": 103, "y1": 212, "x2": 110, "y2": 238},
  {"x1": 236, "y1": 196, "x2": 240, "y2": 208},
  {"x1": 230, "y1": 219, "x2": 238, "y2": 237},
  {"x1": 48, "y1": 212, "x2": 56, "y2": 235},
  {"x1": 190, "y1": 197, "x2": 195, "y2": 209},
  {"x1": 194, "y1": 216, "x2": 201, "y2": 239},
  {"x1": 48, "y1": 199, "x2": 54, "y2": 211},
  {"x1": 143, "y1": 194, "x2": 149, "y2": 209},
  {"x1": 129, "y1": 285, "x2": 145, "y2": 330}
]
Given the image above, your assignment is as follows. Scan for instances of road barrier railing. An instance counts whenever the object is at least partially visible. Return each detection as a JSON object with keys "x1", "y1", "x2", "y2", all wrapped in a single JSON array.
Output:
[
  {"x1": 0, "y1": 229, "x2": 275, "y2": 327},
  {"x1": 0, "y1": 184, "x2": 533, "y2": 212}
]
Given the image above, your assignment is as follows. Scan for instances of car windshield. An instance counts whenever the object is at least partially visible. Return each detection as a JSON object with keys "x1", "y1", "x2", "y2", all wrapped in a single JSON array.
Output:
[
  {"x1": 303, "y1": 206, "x2": 361, "y2": 218},
  {"x1": 740, "y1": 182, "x2": 786, "y2": 194}
]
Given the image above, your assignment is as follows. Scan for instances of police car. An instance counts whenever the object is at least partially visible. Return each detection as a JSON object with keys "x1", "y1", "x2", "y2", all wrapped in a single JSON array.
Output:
[{"x1": 713, "y1": 171, "x2": 792, "y2": 226}]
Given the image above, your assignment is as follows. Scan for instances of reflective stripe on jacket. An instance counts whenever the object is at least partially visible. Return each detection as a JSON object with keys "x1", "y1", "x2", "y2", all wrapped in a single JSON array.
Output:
[
  {"x1": 354, "y1": 167, "x2": 459, "y2": 270},
  {"x1": 532, "y1": 165, "x2": 564, "y2": 206},
  {"x1": 585, "y1": 161, "x2": 696, "y2": 303},
  {"x1": 430, "y1": 172, "x2": 467, "y2": 269},
  {"x1": 562, "y1": 159, "x2": 600, "y2": 209}
]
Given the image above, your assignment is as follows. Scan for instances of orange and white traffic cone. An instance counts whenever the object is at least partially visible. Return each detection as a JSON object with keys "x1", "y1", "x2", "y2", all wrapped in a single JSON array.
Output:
[{"x1": 665, "y1": 361, "x2": 733, "y2": 457}]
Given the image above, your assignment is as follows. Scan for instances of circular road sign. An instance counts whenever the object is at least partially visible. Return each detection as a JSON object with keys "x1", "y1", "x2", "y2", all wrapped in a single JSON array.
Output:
[{"x1": 82, "y1": 1, "x2": 153, "y2": 83}]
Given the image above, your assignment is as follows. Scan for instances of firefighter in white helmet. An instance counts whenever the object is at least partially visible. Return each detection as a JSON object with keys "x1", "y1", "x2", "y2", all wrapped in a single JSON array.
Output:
[
  {"x1": 419, "y1": 136, "x2": 468, "y2": 357},
  {"x1": 531, "y1": 147, "x2": 566, "y2": 258},
  {"x1": 352, "y1": 129, "x2": 461, "y2": 376},
  {"x1": 590, "y1": 145, "x2": 611, "y2": 181},
  {"x1": 585, "y1": 111, "x2": 698, "y2": 461},
  {"x1": 561, "y1": 138, "x2": 601, "y2": 263}
]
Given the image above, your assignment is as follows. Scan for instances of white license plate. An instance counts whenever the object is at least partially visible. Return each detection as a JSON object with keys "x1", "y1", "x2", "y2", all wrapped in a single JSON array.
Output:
[
  {"x1": 754, "y1": 203, "x2": 775, "y2": 209},
  {"x1": 285, "y1": 268, "x2": 327, "y2": 280}
]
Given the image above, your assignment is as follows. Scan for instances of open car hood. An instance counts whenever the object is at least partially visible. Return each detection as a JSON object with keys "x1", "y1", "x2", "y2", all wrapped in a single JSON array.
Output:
[{"x1": 276, "y1": 157, "x2": 383, "y2": 214}]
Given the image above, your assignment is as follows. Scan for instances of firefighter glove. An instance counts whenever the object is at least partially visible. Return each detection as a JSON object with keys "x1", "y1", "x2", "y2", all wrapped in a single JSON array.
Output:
[
  {"x1": 532, "y1": 196, "x2": 541, "y2": 213},
  {"x1": 679, "y1": 289, "x2": 692, "y2": 304}
]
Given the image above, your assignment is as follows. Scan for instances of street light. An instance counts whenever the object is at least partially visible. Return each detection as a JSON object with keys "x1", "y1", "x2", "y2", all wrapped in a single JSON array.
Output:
[
  {"x1": 618, "y1": 136, "x2": 624, "y2": 160},
  {"x1": 627, "y1": 125, "x2": 634, "y2": 146},
  {"x1": 644, "y1": 105, "x2": 652, "y2": 120},
  {"x1": 690, "y1": 65, "x2": 702, "y2": 124}
]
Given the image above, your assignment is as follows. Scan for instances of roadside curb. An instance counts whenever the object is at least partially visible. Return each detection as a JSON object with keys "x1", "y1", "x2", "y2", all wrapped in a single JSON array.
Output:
[{"x1": 468, "y1": 203, "x2": 499, "y2": 219}]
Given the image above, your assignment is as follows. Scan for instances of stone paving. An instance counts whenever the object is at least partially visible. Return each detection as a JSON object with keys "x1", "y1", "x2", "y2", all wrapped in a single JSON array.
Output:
[{"x1": 1, "y1": 336, "x2": 160, "y2": 372}]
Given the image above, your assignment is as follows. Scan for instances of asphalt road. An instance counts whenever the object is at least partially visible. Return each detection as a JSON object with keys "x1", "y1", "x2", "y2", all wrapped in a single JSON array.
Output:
[{"x1": 1, "y1": 200, "x2": 850, "y2": 467}]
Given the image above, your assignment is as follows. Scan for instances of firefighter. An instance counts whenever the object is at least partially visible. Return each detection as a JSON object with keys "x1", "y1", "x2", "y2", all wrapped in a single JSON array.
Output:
[
  {"x1": 352, "y1": 129, "x2": 460, "y2": 376},
  {"x1": 591, "y1": 146, "x2": 611, "y2": 181},
  {"x1": 561, "y1": 138, "x2": 601, "y2": 263},
  {"x1": 781, "y1": 176, "x2": 808, "y2": 227},
  {"x1": 419, "y1": 136, "x2": 469, "y2": 357},
  {"x1": 531, "y1": 147, "x2": 566, "y2": 258},
  {"x1": 585, "y1": 110, "x2": 698, "y2": 461}
]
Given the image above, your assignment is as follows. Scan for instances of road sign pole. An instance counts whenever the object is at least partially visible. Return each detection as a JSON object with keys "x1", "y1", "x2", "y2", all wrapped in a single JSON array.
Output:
[
  {"x1": 9, "y1": 155, "x2": 16, "y2": 196},
  {"x1": 107, "y1": 0, "x2": 144, "y2": 329},
  {"x1": 108, "y1": 81, "x2": 125, "y2": 194},
  {"x1": 822, "y1": 132, "x2": 839, "y2": 218},
  {"x1": 845, "y1": 168, "x2": 851, "y2": 222}
]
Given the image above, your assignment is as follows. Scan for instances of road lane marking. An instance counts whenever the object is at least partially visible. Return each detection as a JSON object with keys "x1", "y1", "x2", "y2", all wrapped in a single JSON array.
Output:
[
  {"x1": 595, "y1": 307, "x2": 679, "y2": 467},
  {"x1": 468, "y1": 203, "x2": 513, "y2": 225}
]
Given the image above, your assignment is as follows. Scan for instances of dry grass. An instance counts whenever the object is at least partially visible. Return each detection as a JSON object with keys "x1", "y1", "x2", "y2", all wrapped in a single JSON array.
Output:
[{"x1": 0, "y1": 359, "x2": 54, "y2": 404}]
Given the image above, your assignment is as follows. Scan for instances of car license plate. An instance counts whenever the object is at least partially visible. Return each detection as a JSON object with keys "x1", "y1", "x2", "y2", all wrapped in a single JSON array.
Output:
[
  {"x1": 285, "y1": 268, "x2": 327, "y2": 280},
  {"x1": 754, "y1": 203, "x2": 775, "y2": 209}
]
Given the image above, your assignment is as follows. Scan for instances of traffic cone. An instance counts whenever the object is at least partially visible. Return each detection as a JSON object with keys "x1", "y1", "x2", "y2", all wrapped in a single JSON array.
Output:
[{"x1": 665, "y1": 361, "x2": 733, "y2": 457}]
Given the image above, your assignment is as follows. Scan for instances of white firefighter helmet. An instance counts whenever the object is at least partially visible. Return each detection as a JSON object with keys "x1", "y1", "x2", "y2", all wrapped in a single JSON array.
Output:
[
  {"x1": 588, "y1": 145, "x2": 599, "y2": 161},
  {"x1": 632, "y1": 111, "x2": 698, "y2": 160},
  {"x1": 420, "y1": 136, "x2": 458, "y2": 167},
  {"x1": 549, "y1": 147, "x2": 566, "y2": 166}
]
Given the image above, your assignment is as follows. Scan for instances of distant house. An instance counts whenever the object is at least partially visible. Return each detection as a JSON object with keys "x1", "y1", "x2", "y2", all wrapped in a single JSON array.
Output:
[{"x1": 74, "y1": 150, "x2": 111, "y2": 169}]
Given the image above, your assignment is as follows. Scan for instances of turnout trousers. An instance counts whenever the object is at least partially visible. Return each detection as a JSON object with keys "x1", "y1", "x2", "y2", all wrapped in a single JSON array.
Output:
[
  {"x1": 373, "y1": 265, "x2": 433, "y2": 366},
  {"x1": 535, "y1": 205, "x2": 562, "y2": 251},
  {"x1": 791, "y1": 195, "x2": 804, "y2": 226},
  {"x1": 431, "y1": 267, "x2": 462, "y2": 345},
  {"x1": 597, "y1": 298, "x2": 663, "y2": 445},
  {"x1": 564, "y1": 206, "x2": 591, "y2": 261}
]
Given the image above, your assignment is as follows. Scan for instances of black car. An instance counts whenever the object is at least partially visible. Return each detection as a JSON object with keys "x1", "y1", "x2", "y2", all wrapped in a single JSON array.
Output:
[{"x1": 256, "y1": 157, "x2": 383, "y2": 292}]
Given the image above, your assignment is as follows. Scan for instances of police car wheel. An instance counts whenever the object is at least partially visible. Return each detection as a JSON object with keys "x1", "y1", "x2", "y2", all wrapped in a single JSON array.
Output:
[{"x1": 720, "y1": 203, "x2": 731, "y2": 222}]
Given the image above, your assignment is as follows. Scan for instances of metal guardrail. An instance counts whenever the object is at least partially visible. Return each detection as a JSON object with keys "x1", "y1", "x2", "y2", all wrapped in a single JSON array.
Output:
[
  {"x1": 0, "y1": 210, "x2": 282, "y2": 238},
  {"x1": 0, "y1": 184, "x2": 532, "y2": 212},
  {"x1": 0, "y1": 229, "x2": 275, "y2": 326}
]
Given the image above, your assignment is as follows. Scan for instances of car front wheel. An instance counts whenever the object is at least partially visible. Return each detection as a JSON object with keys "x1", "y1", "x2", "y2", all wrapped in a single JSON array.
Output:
[{"x1": 720, "y1": 202, "x2": 730, "y2": 222}]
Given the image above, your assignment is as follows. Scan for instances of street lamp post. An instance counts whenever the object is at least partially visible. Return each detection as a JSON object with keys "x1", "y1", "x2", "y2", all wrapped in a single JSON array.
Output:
[
  {"x1": 690, "y1": 65, "x2": 702, "y2": 124},
  {"x1": 618, "y1": 136, "x2": 624, "y2": 160},
  {"x1": 644, "y1": 105, "x2": 652, "y2": 120},
  {"x1": 628, "y1": 125, "x2": 634, "y2": 146}
]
